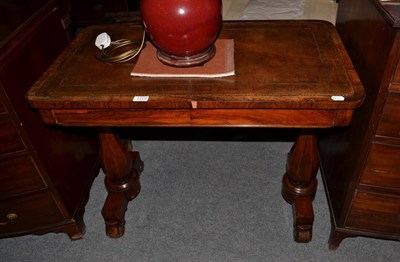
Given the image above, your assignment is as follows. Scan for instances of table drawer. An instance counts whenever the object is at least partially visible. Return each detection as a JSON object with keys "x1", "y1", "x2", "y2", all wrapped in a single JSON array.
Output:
[
  {"x1": 376, "y1": 92, "x2": 400, "y2": 139},
  {"x1": 360, "y1": 142, "x2": 400, "y2": 190},
  {"x1": 347, "y1": 191, "x2": 400, "y2": 234},
  {"x1": 0, "y1": 191, "x2": 64, "y2": 235},
  {"x1": 0, "y1": 119, "x2": 26, "y2": 156},
  {"x1": 0, "y1": 155, "x2": 47, "y2": 197}
]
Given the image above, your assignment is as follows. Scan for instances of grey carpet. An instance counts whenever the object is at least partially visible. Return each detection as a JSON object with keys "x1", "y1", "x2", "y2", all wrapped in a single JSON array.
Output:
[{"x1": 1, "y1": 135, "x2": 399, "y2": 261}]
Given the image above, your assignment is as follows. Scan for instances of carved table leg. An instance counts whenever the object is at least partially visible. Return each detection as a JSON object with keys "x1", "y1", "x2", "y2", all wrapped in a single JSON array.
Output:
[
  {"x1": 282, "y1": 130, "x2": 319, "y2": 243},
  {"x1": 99, "y1": 131, "x2": 144, "y2": 238}
]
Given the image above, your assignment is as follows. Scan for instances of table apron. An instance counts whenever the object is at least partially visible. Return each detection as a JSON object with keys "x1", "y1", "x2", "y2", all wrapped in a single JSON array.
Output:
[{"x1": 38, "y1": 108, "x2": 355, "y2": 128}]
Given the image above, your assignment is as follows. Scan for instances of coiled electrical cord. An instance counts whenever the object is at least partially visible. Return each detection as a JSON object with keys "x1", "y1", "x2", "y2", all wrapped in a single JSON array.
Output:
[{"x1": 96, "y1": 31, "x2": 146, "y2": 63}]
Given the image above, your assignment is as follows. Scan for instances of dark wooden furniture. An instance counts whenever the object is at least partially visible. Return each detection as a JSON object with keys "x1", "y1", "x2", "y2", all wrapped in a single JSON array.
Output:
[
  {"x1": 26, "y1": 21, "x2": 364, "y2": 243},
  {"x1": 69, "y1": 0, "x2": 140, "y2": 27},
  {"x1": 0, "y1": 0, "x2": 99, "y2": 240},
  {"x1": 318, "y1": 0, "x2": 400, "y2": 249}
]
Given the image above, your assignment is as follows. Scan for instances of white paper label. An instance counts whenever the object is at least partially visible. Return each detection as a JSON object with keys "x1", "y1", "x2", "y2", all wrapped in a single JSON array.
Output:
[
  {"x1": 133, "y1": 96, "x2": 149, "y2": 102},
  {"x1": 331, "y1": 95, "x2": 345, "y2": 101}
]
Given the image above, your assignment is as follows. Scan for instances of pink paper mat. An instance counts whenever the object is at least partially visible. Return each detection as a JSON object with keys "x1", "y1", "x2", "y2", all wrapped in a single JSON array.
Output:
[{"x1": 131, "y1": 39, "x2": 235, "y2": 78}]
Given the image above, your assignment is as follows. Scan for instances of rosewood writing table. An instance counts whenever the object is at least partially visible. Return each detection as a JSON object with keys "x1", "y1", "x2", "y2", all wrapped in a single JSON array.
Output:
[{"x1": 26, "y1": 21, "x2": 364, "y2": 243}]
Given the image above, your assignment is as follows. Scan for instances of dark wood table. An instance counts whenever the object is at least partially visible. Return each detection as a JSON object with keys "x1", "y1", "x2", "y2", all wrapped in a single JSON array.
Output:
[{"x1": 26, "y1": 21, "x2": 364, "y2": 243}]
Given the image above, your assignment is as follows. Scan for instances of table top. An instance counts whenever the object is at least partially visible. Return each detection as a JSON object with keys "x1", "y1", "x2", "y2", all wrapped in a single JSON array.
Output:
[{"x1": 27, "y1": 21, "x2": 364, "y2": 111}]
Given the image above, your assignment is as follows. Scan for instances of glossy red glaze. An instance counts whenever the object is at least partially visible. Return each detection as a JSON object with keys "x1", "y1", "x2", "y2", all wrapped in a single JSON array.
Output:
[{"x1": 140, "y1": 0, "x2": 222, "y2": 57}]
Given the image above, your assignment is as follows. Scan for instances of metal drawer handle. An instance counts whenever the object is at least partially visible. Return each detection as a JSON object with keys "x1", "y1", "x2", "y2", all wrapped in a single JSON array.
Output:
[{"x1": 0, "y1": 213, "x2": 18, "y2": 225}]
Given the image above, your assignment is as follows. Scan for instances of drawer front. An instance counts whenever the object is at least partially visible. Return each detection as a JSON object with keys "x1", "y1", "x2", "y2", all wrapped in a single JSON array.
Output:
[
  {"x1": 347, "y1": 191, "x2": 400, "y2": 234},
  {"x1": 376, "y1": 92, "x2": 400, "y2": 139},
  {"x1": 360, "y1": 142, "x2": 400, "y2": 190},
  {"x1": 0, "y1": 119, "x2": 26, "y2": 156},
  {"x1": 0, "y1": 191, "x2": 64, "y2": 235},
  {"x1": 0, "y1": 155, "x2": 47, "y2": 197}
]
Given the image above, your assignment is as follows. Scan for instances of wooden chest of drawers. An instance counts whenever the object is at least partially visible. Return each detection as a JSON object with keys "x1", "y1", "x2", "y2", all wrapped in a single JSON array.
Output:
[
  {"x1": 0, "y1": 1, "x2": 99, "y2": 239},
  {"x1": 318, "y1": 0, "x2": 400, "y2": 249}
]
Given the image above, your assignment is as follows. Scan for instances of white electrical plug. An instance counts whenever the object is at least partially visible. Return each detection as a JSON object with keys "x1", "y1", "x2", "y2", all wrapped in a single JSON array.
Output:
[{"x1": 95, "y1": 32, "x2": 111, "y2": 50}]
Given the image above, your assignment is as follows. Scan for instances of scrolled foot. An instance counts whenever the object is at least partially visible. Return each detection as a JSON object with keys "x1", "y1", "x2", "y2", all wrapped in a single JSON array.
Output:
[
  {"x1": 294, "y1": 224, "x2": 312, "y2": 243},
  {"x1": 105, "y1": 220, "x2": 125, "y2": 238}
]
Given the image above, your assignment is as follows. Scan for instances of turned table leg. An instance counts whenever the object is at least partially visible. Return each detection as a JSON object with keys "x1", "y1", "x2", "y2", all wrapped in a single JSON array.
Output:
[
  {"x1": 282, "y1": 130, "x2": 319, "y2": 243},
  {"x1": 99, "y1": 131, "x2": 144, "y2": 238}
]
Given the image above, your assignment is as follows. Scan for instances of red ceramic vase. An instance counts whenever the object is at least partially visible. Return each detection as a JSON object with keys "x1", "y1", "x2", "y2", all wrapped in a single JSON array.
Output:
[{"x1": 140, "y1": 0, "x2": 222, "y2": 67}]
